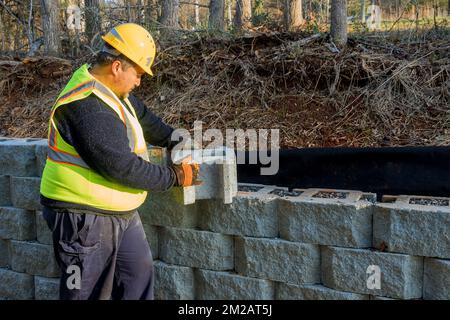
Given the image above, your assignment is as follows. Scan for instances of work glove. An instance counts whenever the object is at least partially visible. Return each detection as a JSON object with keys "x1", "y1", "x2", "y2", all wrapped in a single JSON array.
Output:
[{"x1": 171, "y1": 156, "x2": 202, "y2": 187}]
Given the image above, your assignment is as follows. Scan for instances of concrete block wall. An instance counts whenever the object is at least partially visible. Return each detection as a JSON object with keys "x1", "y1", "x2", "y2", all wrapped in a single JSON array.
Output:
[
  {"x1": 0, "y1": 138, "x2": 449, "y2": 300},
  {"x1": 0, "y1": 139, "x2": 59, "y2": 300}
]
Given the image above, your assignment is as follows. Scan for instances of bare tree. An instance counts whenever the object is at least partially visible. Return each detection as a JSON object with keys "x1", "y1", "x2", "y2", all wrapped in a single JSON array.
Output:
[
  {"x1": 226, "y1": 0, "x2": 232, "y2": 28},
  {"x1": 284, "y1": 0, "x2": 303, "y2": 31},
  {"x1": 209, "y1": 0, "x2": 225, "y2": 30},
  {"x1": 330, "y1": 0, "x2": 347, "y2": 46},
  {"x1": 234, "y1": 0, "x2": 252, "y2": 30},
  {"x1": 360, "y1": 0, "x2": 365, "y2": 22},
  {"x1": 40, "y1": 0, "x2": 61, "y2": 56},
  {"x1": 85, "y1": 0, "x2": 102, "y2": 45},
  {"x1": 145, "y1": 0, "x2": 159, "y2": 25},
  {"x1": 159, "y1": 0, "x2": 180, "y2": 28},
  {"x1": 194, "y1": 0, "x2": 200, "y2": 27},
  {"x1": 0, "y1": 10, "x2": 4, "y2": 52}
]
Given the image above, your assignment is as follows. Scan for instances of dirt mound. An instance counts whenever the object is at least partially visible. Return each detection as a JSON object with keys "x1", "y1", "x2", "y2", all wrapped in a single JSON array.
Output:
[{"x1": 1, "y1": 31, "x2": 449, "y2": 148}]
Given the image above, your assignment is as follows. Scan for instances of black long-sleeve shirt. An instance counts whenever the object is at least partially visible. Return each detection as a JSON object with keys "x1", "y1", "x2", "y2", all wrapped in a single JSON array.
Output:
[{"x1": 41, "y1": 93, "x2": 178, "y2": 215}]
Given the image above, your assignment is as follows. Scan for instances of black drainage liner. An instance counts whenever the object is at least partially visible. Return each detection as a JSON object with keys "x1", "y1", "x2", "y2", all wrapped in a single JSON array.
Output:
[{"x1": 236, "y1": 146, "x2": 450, "y2": 200}]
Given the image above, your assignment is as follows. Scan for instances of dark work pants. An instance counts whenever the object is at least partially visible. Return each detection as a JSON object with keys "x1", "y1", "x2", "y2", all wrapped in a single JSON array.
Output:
[{"x1": 43, "y1": 206, "x2": 154, "y2": 300}]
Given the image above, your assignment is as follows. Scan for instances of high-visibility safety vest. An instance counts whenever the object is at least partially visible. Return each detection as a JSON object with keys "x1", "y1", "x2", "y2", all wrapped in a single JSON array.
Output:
[{"x1": 40, "y1": 64, "x2": 150, "y2": 212}]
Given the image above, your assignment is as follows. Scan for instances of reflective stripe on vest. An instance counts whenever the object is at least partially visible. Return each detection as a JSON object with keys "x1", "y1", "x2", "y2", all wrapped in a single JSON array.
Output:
[{"x1": 47, "y1": 123, "x2": 89, "y2": 168}]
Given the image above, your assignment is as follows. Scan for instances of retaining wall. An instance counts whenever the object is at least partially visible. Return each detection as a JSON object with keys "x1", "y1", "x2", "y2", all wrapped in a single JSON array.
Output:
[{"x1": 0, "y1": 138, "x2": 448, "y2": 300}]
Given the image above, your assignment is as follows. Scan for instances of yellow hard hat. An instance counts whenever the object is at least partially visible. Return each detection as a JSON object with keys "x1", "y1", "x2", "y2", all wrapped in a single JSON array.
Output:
[{"x1": 102, "y1": 23, "x2": 156, "y2": 76}]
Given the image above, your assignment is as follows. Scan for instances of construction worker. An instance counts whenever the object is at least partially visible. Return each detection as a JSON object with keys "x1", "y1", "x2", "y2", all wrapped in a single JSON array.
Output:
[{"x1": 39, "y1": 23, "x2": 200, "y2": 300}]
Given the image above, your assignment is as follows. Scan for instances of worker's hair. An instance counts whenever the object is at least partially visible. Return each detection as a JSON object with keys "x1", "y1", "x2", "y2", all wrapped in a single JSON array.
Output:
[{"x1": 93, "y1": 43, "x2": 135, "y2": 70}]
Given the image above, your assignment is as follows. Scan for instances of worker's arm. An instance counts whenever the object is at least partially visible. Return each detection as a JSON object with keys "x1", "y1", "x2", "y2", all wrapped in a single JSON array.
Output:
[
  {"x1": 53, "y1": 96, "x2": 176, "y2": 192},
  {"x1": 127, "y1": 94, "x2": 179, "y2": 150}
]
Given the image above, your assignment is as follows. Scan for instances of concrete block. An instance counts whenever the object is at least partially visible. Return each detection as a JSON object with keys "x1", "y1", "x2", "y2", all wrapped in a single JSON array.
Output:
[
  {"x1": 279, "y1": 191, "x2": 374, "y2": 248},
  {"x1": 140, "y1": 188, "x2": 198, "y2": 228},
  {"x1": 195, "y1": 269, "x2": 274, "y2": 300},
  {"x1": 34, "y1": 276, "x2": 60, "y2": 300},
  {"x1": 0, "y1": 268, "x2": 34, "y2": 299},
  {"x1": 235, "y1": 237, "x2": 320, "y2": 285},
  {"x1": 10, "y1": 177, "x2": 42, "y2": 211},
  {"x1": 0, "y1": 139, "x2": 37, "y2": 177},
  {"x1": 36, "y1": 211, "x2": 53, "y2": 245},
  {"x1": 423, "y1": 258, "x2": 450, "y2": 300},
  {"x1": 0, "y1": 239, "x2": 9, "y2": 267},
  {"x1": 321, "y1": 246, "x2": 424, "y2": 299},
  {"x1": 33, "y1": 140, "x2": 48, "y2": 177},
  {"x1": 0, "y1": 207, "x2": 36, "y2": 240},
  {"x1": 0, "y1": 175, "x2": 11, "y2": 206},
  {"x1": 194, "y1": 150, "x2": 238, "y2": 204},
  {"x1": 160, "y1": 227, "x2": 234, "y2": 270},
  {"x1": 141, "y1": 223, "x2": 159, "y2": 259},
  {"x1": 199, "y1": 185, "x2": 280, "y2": 237},
  {"x1": 276, "y1": 283, "x2": 369, "y2": 300},
  {"x1": 151, "y1": 146, "x2": 238, "y2": 205},
  {"x1": 154, "y1": 261, "x2": 194, "y2": 300},
  {"x1": 373, "y1": 202, "x2": 450, "y2": 259},
  {"x1": 10, "y1": 240, "x2": 60, "y2": 277}
]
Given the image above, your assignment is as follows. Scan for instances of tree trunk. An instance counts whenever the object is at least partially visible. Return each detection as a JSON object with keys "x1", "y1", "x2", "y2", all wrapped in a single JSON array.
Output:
[
  {"x1": 284, "y1": 0, "x2": 303, "y2": 31},
  {"x1": 194, "y1": 0, "x2": 200, "y2": 27},
  {"x1": 40, "y1": 0, "x2": 61, "y2": 56},
  {"x1": 85, "y1": 0, "x2": 102, "y2": 44},
  {"x1": 159, "y1": 0, "x2": 179, "y2": 28},
  {"x1": 330, "y1": 0, "x2": 347, "y2": 47},
  {"x1": 0, "y1": 12, "x2": 4, "y2": 52},
  {"x1": 209, "y1": 0, "x2": 225, "y2": 31},
  {"x1": 234, "y1": 0, "x2": 252, "y2": 30},
  {"x1": 226, "y1": 0, "x2": 232, "y2": 28},
  {"x1": 360, "y1": 0, "x2": 365, "y2": 22},
  {"x1": 145, "y1": 0, "x2": 158, "y2": 25}
]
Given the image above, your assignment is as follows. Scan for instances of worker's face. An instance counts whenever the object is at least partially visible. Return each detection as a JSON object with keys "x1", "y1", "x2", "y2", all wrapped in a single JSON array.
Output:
[{"x1": 111, "y1": 60, "x2": 145, "y2": 98}]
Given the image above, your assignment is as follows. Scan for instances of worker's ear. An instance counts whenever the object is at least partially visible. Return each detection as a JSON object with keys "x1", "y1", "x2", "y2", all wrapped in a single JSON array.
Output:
[{"x1": 111, "y1": 60, "x2": 122, "y2": 76}]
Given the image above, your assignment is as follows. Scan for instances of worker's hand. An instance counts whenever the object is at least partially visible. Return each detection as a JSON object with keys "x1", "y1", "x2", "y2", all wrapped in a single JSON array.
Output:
[{"x1": 171, "y1": 156, "x2": 202, "y2": 187}]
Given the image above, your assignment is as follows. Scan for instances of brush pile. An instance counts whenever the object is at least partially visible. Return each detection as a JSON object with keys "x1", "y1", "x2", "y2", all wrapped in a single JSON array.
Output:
[{"x1": 1, "y1": 30, "x2": 449, "y2": 148}]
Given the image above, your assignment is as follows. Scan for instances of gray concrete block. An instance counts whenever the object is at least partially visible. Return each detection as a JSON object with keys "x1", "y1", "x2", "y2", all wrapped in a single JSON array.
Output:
[
  {"x1": 141, "y1": 223, "x2": 159, "y2": 259},
  {"x1": 0, "y1": 207, "x2": 36, "y2": 240},
  {"x1": 0, "y1": 175, "x2": 11, "y2": 206},
  {"x1": 154, "y1": 261, "x2": 194, "y2": 300},
  {"x1": 36, "y1": 211, "x2": 53, "y2": 245},
  {"x1": 235, "y1": 237, "x2": 320, "y2": 285},
  {"x1": 10, "y1": 177, "x2": 42, "y2": 211},
  {"x1": 195, "y1": 269, "x2": 274, "y2": 300},
  {"x1": 423, "y1": 258, "x2": 450, "y2": 300},
  {"x1": 321, "y1": 246, "x2": 424, "y2": 299},
  {"x1": 199, "y1": 187, "x2": 279, "y2": 237},
  {"x1": 160, "y1": 227, "x2": 234, "y2": 270},
  {"x1": 140, "y1": 188, "x2": 198, "y2": 228},
  {"x1": 10, "y1": 240, "x2": 60, "y2": 277},
  {"x1": 0, "y1": 268, "x2": 34, "y2": 299},
  {"x1": 0, "y1": 239, "x2": 9, "y2": 268},
  {"x1": 276, "y1": 283, "x2": 369, "y2": 300},
  {"x1": 194, "y1": 152, "x2": 238, "y2": 204},
  {"x1": 154, "y1": 146, "x2": 238, "y2": 204},
  {"x1": 0, "y1": 139, "x2": 37, "y2": 177},
  {"x1": 373, "y1": 203, "x2": 450, "y2": 259},
  {"x1": 279, "y1": 196, "x2": 373, "y2": 248},
  {"x1": 34, "y1": 140, "x2": 48, "y2": 178},
  {"x1": 34, "y1": 276, "x2": 60, "y2": 300}
]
